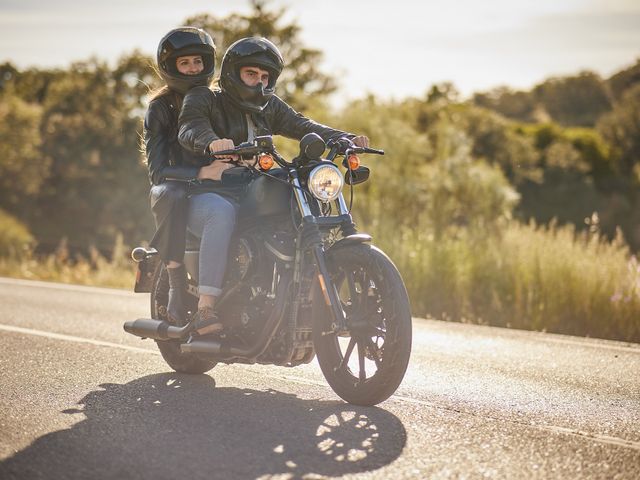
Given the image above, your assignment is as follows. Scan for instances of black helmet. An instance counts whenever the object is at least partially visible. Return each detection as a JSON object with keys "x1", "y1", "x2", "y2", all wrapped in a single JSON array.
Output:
[
  {"x1": 157, "y1": 27, "x2": 216, "y2": 95},
  {"x1": 219, "y1": 37, "x2": 284, "y2": 113}
]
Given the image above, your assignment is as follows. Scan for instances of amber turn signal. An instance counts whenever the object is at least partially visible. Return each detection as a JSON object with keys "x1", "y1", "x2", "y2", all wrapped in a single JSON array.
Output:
[
  {"x1": 258, "y1": 154, "x2": 274, "y2": 170},
  {"x1": 347, "y1": 154, "x2": 360, "y2": 170}
]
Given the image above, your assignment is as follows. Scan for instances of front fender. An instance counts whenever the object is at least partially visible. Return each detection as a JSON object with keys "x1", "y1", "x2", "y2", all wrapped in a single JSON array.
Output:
[{"x1": 328, "y1": 233, "x2": 372, "y2": 251}]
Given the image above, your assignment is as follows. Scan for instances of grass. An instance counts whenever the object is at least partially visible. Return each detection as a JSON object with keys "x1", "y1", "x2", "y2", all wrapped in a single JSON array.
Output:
[
  {"x1": 372, "y1": 220, "x2": 640, "y2": 343},
  {"x1": 0, "y1": 234, "x2": 136, "y2": 290}
]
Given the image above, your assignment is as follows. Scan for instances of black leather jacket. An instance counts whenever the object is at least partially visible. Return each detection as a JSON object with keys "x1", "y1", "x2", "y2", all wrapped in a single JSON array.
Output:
[
  {"x1": 144, "y1": 93, "x2": 202, "y2": 185},
  {"x1": 178, "y1": 86, "x2": 354, "y2": 160}
]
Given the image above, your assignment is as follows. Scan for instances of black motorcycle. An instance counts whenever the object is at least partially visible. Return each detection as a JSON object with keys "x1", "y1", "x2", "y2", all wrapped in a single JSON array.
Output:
[{"x1": 125, "y1": 134, "x2": 412, "y2": 406}]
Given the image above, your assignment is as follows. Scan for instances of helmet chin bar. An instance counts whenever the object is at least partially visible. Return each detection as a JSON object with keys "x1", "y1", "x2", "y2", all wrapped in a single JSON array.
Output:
[{"x1": 221, "y1": 74, "x2": 275, "y2": 113}]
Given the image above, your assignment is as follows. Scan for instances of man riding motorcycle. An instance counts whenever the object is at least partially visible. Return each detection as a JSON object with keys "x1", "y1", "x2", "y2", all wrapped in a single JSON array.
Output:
[{"x1": 177, "y1": 37, "x2": 369, "y2": 336}]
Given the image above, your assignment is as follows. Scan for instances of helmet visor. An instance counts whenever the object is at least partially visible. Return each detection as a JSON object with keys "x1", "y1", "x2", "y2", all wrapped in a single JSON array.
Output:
[{"x1": 164, "y1": 30, "x2": 213, "y2": 51}]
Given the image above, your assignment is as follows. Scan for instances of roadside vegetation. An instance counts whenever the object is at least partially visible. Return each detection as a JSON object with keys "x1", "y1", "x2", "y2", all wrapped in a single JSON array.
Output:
[{"x1": 1, "y1": 1, "x2": 638, "y2": 342}]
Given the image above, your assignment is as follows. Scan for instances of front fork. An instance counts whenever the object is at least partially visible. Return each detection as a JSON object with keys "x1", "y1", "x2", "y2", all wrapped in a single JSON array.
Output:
[{"x1": 291, "y1": 174, "x2": 354, "y2": 334}]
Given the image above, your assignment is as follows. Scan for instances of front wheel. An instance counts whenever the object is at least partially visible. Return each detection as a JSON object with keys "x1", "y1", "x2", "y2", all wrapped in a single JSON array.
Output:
[{"x1": 312, "y1": 244, "x2": 412, "y2": 406}]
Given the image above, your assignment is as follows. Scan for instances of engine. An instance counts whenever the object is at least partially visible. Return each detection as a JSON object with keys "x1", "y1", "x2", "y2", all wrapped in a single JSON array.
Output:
[
  {"x1": 219, "y1": 237, "x2": 273, "y2": 335},
  {"x1": 218, "y1": 230, "x2": 313, "y2": 365}
]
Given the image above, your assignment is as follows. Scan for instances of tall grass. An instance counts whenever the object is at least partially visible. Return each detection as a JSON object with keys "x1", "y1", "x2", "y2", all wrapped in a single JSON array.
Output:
[
  {"x1": 373, "y1": 220, "x2": 640, "y2": 343},
  {"x1": 0, "y1": 234, "x2": 136, "y2": 290}
]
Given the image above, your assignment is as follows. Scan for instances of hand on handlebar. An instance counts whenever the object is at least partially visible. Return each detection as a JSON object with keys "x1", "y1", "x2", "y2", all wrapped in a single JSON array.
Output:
[
  {"x1": 327, "y1": 136, "x2": 382, "y2": 160},
  {"x1": 352, "y1": 135, "x2": 370, "y2": 148},
  {"x1": 209, "y1": 138, "x2": 239, "y2": 161}
]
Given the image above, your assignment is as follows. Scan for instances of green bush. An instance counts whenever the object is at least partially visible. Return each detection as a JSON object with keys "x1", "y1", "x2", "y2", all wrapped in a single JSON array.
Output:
[
  {"x1": 0, "y1": 209, "x2": 34, "y2": 258},
  {"x1": 0, "y1": 227, "x2": 135, "y2": 289}
]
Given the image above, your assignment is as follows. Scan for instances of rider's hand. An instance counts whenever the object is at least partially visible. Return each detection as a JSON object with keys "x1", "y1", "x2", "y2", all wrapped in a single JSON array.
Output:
[
  {"x1": 197, "y1": 160, "x2": 234, "y2": 181},
  {"x1": 237, "y1": 157, "x2": 256, "y2": 168},
  {"x1": 352, "y1": 135, "x2": 370, "y2": 148},
  {"x1": 208, "y1": 138, "x2": 239, "y2": 161}
]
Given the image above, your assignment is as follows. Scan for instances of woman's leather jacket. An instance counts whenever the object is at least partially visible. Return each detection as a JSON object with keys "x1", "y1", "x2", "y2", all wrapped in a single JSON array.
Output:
[{"x1": 144, "y1": 93, "x2": 202, "y2": 185}]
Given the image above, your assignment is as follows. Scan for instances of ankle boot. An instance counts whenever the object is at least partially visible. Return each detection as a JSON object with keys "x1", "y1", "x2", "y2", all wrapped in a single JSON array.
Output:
[
  {"x1": 192, "y1": 306, "x2": 224, "y2": 336},
  {"x1": 166, "y1": 265, "x2": 187, "y2": 325}
]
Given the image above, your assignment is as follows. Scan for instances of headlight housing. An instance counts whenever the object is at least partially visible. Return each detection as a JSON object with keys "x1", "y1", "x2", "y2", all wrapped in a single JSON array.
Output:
[{"x1": 308, "y1": 164, "x2": 344, "y2": 203}]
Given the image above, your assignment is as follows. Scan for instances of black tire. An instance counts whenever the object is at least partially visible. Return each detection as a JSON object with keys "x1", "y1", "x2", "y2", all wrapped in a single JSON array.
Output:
[
  {"x1": 312, "y1": 243, "x2": 412, "y2": 406},
  {"x1": 150, "y1": 262, "x2": 217, "y2": 374}
]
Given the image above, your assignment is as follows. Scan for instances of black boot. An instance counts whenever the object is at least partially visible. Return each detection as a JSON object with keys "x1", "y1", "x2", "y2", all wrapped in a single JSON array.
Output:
[{"x1": 166, "y1": 264, "x2": 187, "y2": 325}]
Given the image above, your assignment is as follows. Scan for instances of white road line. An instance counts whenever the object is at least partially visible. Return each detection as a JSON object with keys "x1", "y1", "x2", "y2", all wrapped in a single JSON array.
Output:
[
  {"x1": 0, "y1": 324, "x2": 159, "y2": 356},
  {"x1": 414, "y1": 320, "x2": 640, "y2": 354},
  {"x1": 2, "y1": 322, "x2": 639, "y2": 452},
  {"x1": 3, "y1": 276, "x2": 639, "y2": 353},
  {"x1": 0, "y1": 276, "x2": 135, "y2": 297}
]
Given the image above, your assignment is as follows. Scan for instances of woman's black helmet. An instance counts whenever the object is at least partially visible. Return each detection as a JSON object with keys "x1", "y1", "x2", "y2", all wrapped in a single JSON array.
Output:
[
  {"x1": 157, "y1": 27, "x2": 216, "y2": 95},
  {"x1": 219, "y1": 37, "x2": 284, "y2": 113}
]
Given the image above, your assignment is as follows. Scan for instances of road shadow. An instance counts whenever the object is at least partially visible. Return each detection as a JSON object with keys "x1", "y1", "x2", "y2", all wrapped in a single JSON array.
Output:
[{"x1": 0, "y1": 373, "x2": 406, "y2": 479}]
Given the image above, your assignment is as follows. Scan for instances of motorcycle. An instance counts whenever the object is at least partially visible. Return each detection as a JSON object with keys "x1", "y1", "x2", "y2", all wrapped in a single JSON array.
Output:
[{"x1": 124, "y1": 134, "x2": 412, "y2": 406}]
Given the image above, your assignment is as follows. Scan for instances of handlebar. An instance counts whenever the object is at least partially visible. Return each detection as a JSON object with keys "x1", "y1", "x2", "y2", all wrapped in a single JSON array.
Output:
[
  {"x1": 209, "y1": 142, "x2": 262, "y2": 158},
  {"x1": 211, "y1": 136, "x2": 383, "y2": 167},
  {"x1": 346, "y1": 146, "x2": 384, "y2": 156},
  {"x1": 326, "y1": 138, "x2": 384, "y2": 161}
]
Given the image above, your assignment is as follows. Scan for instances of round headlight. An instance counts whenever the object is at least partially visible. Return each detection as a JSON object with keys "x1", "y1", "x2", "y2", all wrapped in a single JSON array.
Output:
[{"x1": 308, "y1": 164, "x2": 344, "y2": 203}]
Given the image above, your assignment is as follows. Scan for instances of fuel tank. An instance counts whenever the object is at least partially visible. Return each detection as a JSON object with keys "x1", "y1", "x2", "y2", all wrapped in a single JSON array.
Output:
[{"x1": 240, "y1": 169, "x2": 291, "y2": 217}]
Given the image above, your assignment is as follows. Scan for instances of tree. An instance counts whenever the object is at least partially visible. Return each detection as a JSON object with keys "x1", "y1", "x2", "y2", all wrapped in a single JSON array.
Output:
[
  {"x1": 597, "y1": 84, "x2": 640, "y2": 178},
  {"x1": 0, "y1": 91, "x2": 45, "y2": 213},
  {"x1": 1, "y1": 53, "x2": 157, "y2": 251},
  {"x1": 533, "y1": 72, "x2": 612, "y2": 127},
  {"x1": 184, "y1": 0, "x2": 336, "y2": 111},
  {"x1": 473, "y1": 86, "x2": 537, "y2": 123},
  {"x1": 607, "y1": 59, "x2": 640, "y2": 101}
]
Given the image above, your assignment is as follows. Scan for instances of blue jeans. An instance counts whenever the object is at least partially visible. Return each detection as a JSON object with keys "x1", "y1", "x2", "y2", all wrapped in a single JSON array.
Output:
[{"x1": 187, "y1": 193, "x2": 238, "y2": 297}]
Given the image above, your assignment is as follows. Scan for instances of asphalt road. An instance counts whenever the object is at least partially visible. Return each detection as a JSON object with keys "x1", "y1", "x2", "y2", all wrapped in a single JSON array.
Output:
[{"x1": 0, "y1": 276, "x2": 638, "y2": 479}]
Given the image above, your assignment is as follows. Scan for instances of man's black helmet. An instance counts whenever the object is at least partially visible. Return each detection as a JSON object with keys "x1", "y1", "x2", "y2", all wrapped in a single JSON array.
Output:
[
  {"x1": 157, "y1": 27, "x2": 216, "y2": 95},
  {"x1": 219, "y1": 37, "x2": 284, "y2": 113}
]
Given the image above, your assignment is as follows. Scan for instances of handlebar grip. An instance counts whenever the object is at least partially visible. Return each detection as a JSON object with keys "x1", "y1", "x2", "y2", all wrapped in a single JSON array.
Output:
[
  {"x1": 211, "y1": 148, "x2": 237, "y2": 156},
  {"x1": 363, "y1": 147, "x2": 384, "y2": 155}
]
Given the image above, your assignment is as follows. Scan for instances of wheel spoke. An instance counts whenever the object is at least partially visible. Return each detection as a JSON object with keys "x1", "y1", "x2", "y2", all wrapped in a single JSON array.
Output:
[
  {"x1": 357, "y1": 339, "x2": 366, "y2": 381},
  {"x1": 365, "y1": 337, "x2": 383, "y2": 370},
  {"x1": 339, "y1": 337, "x2": 357, "y2": 370}
]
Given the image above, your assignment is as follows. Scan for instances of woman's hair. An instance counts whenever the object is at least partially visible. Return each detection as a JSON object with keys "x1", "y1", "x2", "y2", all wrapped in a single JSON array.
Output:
[{"x1": 148, "y1": 85, "x2": 172, "y2": 102}]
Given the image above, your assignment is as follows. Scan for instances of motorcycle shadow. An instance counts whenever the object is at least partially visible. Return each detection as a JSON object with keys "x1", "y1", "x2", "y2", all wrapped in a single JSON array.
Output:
[{"x1": 1, "y1": 372, "x2": 406, "y2": 479}]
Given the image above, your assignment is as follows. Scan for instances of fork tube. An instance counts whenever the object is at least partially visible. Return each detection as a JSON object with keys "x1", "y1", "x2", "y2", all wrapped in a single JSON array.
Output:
[
  {"x1": 336, "y1": 193, "x2": 349, "y2": 215},
  {"x1": 291, "y1": 173, "x2": 313, "y2": 217},
  {"x1": 312, "y1": 244, "x2": 347, "y2": 332}
]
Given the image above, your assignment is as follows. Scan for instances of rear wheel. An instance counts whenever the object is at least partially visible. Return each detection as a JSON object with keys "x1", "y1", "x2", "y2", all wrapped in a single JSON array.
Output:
[
  {"x1": 312, "y1": 244, "x2": 412, "y2": 406},
  {"x1": 150, "y1": 262, "x2": 217, "y2": 374}
]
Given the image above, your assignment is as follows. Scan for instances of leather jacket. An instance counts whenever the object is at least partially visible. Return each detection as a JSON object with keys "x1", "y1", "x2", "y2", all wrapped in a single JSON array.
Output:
[
  {"x1": 177, "y1": 86, "x2": 354, "y2": 160},
  {"x1": 144, "y1": 93, "x2": 202, "y2": 185}
]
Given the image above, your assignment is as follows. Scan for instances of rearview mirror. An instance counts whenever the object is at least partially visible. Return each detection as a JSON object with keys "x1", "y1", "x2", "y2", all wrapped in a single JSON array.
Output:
[{"x1": 344, "y1": 166, "x2": 370, "y2": 185}]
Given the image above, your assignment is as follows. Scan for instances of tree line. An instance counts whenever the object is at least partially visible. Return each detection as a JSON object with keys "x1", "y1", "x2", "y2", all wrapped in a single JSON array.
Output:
[{"x1": 0, "y1": 0, "x2": 638, "y2": 255}]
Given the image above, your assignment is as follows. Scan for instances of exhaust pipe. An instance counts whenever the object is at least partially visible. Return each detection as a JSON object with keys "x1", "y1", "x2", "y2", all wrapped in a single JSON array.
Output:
[
  {"x1": 181, "y1": 275, "x2": 292, "y2": 359},
  {"x1": 124, "y1": 318, "x2": 190, "y2": 340}
]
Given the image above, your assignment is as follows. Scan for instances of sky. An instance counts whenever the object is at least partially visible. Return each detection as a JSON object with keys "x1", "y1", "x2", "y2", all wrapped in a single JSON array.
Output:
[{"x1": 1, "y1": 0, "x2": 639, "y2": 102}]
